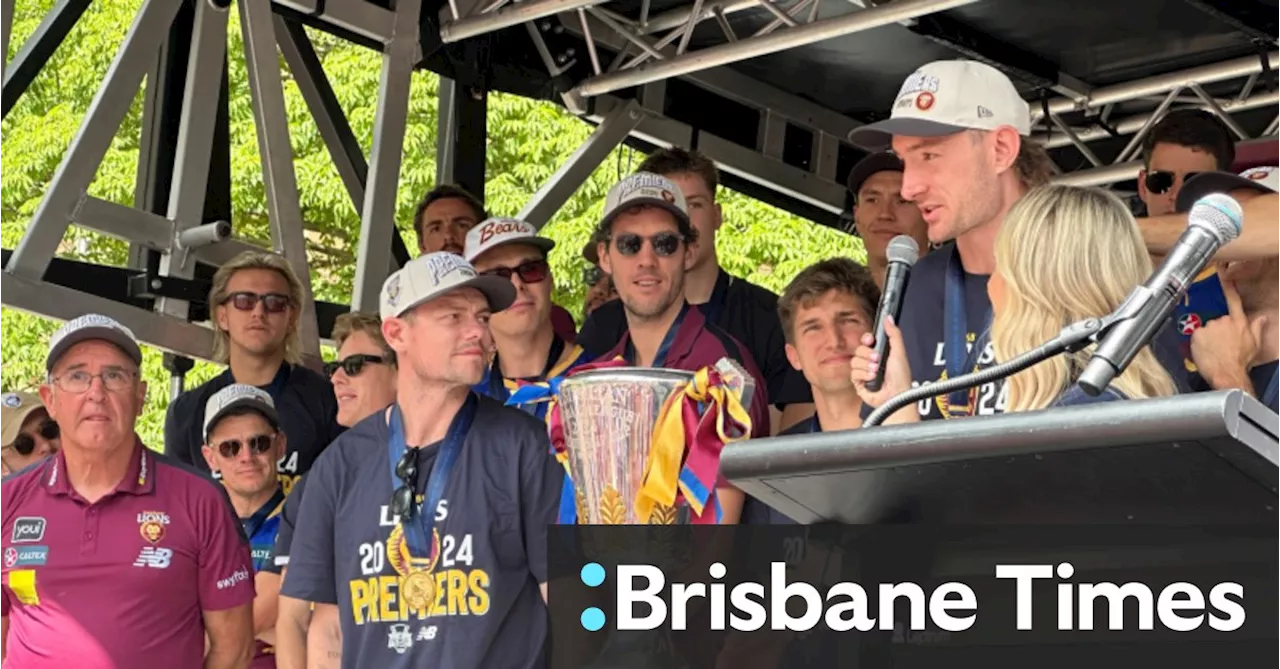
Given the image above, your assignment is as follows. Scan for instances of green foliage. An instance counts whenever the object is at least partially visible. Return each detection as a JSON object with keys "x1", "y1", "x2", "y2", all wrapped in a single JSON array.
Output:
[{"x1": 1, "y1": 0, "x2": 863, "y2": 450}]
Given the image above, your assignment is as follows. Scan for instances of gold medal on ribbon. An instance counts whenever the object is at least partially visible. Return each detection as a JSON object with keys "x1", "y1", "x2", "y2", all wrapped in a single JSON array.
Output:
[{"x1": 401, "y1": 569, "x2": 436, "y2": 612}]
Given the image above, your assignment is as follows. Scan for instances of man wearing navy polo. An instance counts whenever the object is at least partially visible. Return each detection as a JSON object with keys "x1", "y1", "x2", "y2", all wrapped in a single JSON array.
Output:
[
  {"x1": 2, "y1": 314, "x2": 255, "y2": 668},
  {"x1": 203, "y1": 384, "x2": 290, "y2": 668}
]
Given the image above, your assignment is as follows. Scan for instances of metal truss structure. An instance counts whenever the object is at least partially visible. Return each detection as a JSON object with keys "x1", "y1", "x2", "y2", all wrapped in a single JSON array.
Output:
[{"x1": 1, "y1": 0, "x2": 1276, "y2": 386}]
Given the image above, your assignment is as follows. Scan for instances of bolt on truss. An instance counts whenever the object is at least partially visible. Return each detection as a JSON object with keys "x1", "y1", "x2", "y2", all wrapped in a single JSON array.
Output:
[{"x1": 1, "y1": 0, "x2": 423, "y2": 365}]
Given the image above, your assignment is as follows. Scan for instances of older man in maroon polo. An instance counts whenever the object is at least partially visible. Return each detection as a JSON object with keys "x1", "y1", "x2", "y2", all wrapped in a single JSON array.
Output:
[{"x1": 1, "y1": 314, "x2": 255, "y2": 668}]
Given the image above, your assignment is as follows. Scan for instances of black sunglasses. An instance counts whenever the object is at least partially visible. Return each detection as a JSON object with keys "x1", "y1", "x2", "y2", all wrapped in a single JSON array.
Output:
[
  {"x1": 1144, "y1": 170, "x2": 1202, "y2": 195},
  {"x1": 325, "y1": 354, "x2": 386, "y2": 379},
  {"x1": 12, "y1": 420, "x2": 58, "y2": 456},
  {"x1": 480, "y1": 259, "x2": 550, "y2": 284},
  {"x1": 390, "y1": 448, "x2": 418, "y2": 520},
  {"x1": 214, "y1": 434, "x2": 275, "y2": 459},
  {"x1": 610, "y1": 232, "x2": 683, "y2": 257},
  {"x1": 225, "y1": 291, "x2": 292, "y2": 313},
  {"x1": 583, "y1": 266, "x2": 605, "y2": 287}
]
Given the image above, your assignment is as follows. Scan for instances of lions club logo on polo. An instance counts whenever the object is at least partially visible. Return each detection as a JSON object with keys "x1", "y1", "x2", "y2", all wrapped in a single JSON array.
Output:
[
  {"x1": 138, "y1": 511, "x2": 170, "y2": 544},
  {"x1": 1179, "y1": 313, "x2": 1203, "y2": 335}
]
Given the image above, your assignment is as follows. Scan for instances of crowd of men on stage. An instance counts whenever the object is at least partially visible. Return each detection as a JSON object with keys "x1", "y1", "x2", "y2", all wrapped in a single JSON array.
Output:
[{"x1": 2, "y1": 59, "x2": 1277, "y2": 669}]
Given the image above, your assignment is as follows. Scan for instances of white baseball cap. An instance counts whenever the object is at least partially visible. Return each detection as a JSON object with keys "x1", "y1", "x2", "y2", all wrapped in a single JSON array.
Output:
[
  {"x1": 463, "y1": 217, "x2": 556, "y2": 264},
  {"x1": 46, "y1": 314, "x2": 143, "y2": 372},
  {"x1": 849, "y1": 60, "x2": 1031, "y2": 150},
  {"x1": 203, "y1": 384, "x2": 279, "y2": 442},
  {"x1": 1177, "y1": 166, "x2": 1279, "y2": 213},
  {"x1": 380, "y1": 252, "x2": 516, "y2": 320},
  {"x1": 597, "y1": 172, "x2": 692, "y2": 236}
]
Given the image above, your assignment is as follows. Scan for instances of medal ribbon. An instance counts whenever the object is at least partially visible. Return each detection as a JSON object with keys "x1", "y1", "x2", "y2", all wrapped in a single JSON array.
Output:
[
  {"x1": 944, "y1": 246, "x2": 992, "y2": 417},
  {"x1": 385, "y1": 393, "x2": 478, "y2": 561}
]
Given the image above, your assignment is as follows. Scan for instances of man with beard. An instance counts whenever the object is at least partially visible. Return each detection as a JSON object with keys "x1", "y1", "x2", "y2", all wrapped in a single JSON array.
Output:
[{"x1": 593, "y1": 172, "x2": 772, "y2": 523}]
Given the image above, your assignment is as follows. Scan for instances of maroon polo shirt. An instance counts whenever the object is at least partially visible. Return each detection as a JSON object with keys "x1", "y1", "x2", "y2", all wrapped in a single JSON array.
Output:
[
  {"x1": 604, "y1": 302, "x2": 772, "y2": 443},
  {"x1": 2, "y1": 443, "x2": 255, "y2": 669}
]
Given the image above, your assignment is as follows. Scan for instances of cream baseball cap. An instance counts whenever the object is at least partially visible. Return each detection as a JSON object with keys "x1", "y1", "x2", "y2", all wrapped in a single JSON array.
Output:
[
  {"x1": 849, "y1": 60, "x2": 1031, "y2": 150},
  {"x1": 463, "y1": 217, "x2": 556, "y2": 264},
  {"x1": 379, "y1": 252, "x2": 516, "y2": 320}
]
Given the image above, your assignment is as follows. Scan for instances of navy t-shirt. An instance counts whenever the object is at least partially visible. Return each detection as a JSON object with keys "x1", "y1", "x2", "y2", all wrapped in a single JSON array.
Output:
[
  {"x1": 577, "y1": 270, "x2": 811, "y2": 409},
  {"x1": 164, "y1": 363, "x2": 344, "y2": 495},
  {"x1": 279, "y1": 394, "x2": 562, "y2": 669},
  {"x1": 883, "y1": 243, "x2": 1189, "y2": 422}
]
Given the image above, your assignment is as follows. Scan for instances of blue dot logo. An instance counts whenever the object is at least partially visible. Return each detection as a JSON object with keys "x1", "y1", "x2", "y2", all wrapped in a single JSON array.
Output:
[
  {"x1": 580, "y1": 562, "x2": 605, "y2": 587},
  {"x1": 581, "y1": 607, "x2": 606, "y2": 631}
]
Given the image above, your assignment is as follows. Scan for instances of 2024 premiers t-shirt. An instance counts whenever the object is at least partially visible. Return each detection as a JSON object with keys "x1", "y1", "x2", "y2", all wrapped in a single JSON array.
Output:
[{"x1": 280, "y1": 395, "x2": 563, "y2": 669}]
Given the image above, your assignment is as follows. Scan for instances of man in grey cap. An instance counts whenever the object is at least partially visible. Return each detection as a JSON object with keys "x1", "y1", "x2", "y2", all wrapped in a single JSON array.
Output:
[
  {"x1": 278, "y1": 252, "x2": 564, "y2": 669},
  {"x1": 845, "y1": 152, "x2": 929, "y2": 290},
  {"x1": 3, "y1": 314, "x2": 255, "y2": 668}
]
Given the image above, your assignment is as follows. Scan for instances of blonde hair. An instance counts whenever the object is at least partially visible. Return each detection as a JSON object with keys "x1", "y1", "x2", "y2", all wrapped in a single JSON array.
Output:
[
  {"x1": 208, "y1": 251, "x2": 304, "y2": 365},
  {"x1": 992, "y1": 185, "x2": 1176, "y2": 411},
  {"x1": 332, "y1": 312, "x2": 396, "y2": 366}
]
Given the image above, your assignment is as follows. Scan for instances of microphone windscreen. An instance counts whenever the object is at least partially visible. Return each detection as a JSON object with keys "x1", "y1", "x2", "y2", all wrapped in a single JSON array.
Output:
[
  {"x1": 886, "y1": 235, "x2": 920, "y2": 265},
  {"x1": 1188, "y1": 193, "x2": 1243, "y2": 245}
]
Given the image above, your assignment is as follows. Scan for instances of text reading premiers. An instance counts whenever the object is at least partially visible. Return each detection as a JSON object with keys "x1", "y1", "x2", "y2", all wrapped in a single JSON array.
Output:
[
  {"x1": 1, "y1": 446, "x2": 255, "y2": 668},
  {"x1": 280, "y1": 395, "x2": 563, "y2": 669}
]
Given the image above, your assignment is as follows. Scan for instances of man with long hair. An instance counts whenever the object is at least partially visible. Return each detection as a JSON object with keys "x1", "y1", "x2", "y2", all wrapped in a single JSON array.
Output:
[
  {"x1": 164, "y1": 251, "x2": 342, "y2": 493},
  {"x1": 279, "y1": 253, "x2": 563, "y2": 668},
  {"x1": 2, "y1": 315, "x2": 254, "y2": 668}
]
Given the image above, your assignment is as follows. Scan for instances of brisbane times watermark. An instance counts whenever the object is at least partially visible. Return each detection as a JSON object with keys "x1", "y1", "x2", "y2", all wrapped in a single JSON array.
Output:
[{"x1": 547, "y1": 525, "x2": 1277, "y2": 668}]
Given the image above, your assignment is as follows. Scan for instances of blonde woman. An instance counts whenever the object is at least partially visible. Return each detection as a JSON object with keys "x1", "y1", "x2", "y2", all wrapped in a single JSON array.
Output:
[{"x1": 853, "y1": 184, "x2": 1176, "y2": 420}]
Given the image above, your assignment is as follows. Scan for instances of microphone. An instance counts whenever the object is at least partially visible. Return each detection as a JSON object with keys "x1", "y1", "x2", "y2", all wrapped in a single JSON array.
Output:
[
  {"x1": 866, "y1": 235, "x2": 920, "y2": 392},
  {"x1": 1077, "y1": 193, "x2": 1243, "y2": 396}
]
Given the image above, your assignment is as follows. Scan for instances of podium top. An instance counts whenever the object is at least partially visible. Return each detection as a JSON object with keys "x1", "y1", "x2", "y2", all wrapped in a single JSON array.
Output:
[{"x1": 722, "y1": 390, "x2": 1278, "y2": 525}]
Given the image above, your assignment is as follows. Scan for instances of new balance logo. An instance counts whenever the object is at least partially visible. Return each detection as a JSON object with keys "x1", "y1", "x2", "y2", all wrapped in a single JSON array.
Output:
[
  {"x1": 217, "y1": 568, "x2": 250, "y2": 590},
  {"x1": 133, "y1": 546, "x2": 173, "y2": 569}
]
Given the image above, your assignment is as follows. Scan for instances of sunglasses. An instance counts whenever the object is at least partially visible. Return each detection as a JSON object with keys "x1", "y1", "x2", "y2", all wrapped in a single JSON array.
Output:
[
  {"x1": 325, "y1": 354, "x2": 386, "y2": 378},
  {"x1": 390, "y1": 448, "x2": 418, "y2": 520},
  {"x1": 11, "y1": 420, "x2": 59, "y2": 456},
  {"x1": 479, "y1": 259, "x2": 550, "y2": 284},
  {"x1": 225, "y1": 291, "x2": 292, "y2": 313},
  {"x1": 583, "y1": 266, "x2": 605, "y2": 287},
  {"x1": 1144, "y1": 170, "x2": 1202, "y2": 195},
  {"x1": 213, "y1": 434, "x2": 275, "y2": 459},
  {"x1": 610, "y1": 232, "x2": 684, "y2": 257}
]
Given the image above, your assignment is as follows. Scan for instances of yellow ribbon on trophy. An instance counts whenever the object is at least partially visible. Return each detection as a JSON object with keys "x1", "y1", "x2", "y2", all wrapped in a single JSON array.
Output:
[{"x1": 635, "y1": 367, "x2": 753, "y2": 524}]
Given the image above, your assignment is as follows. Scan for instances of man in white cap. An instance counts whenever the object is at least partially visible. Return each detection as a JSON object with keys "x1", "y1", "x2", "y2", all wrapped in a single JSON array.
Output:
[
  {"x1": 277, "y1": 253, "x2": 563, "y2": 669},
  {"x1": 1, "y1": 392, "x2": 59, "y2": 476},
  {"x1": 464, "y1": 218, "x2": 593, "y2": 420},
  {"x1": 2, "y1": 314, "x2": 254, "y2": 668},
  {"x1": 1178, "y1": 167, "x2": 1279, "y2": 413},
  {"x1": 847, "y1": 59, "x2": 1055, "y2": 421},
  {"x1": 203, "y1": 384, "x2": 290, "y2": 668}
]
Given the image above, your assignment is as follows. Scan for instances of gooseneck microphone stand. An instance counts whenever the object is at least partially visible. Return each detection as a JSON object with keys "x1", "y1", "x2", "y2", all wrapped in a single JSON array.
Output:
[{"x1": 863, "y1": 317, "x2": 1109, "y2": 428}]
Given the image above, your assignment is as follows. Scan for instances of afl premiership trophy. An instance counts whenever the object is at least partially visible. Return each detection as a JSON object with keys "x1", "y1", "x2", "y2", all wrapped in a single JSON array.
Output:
[{"x1": 512, "y1": 357, "x2": 755, "y2": 669}]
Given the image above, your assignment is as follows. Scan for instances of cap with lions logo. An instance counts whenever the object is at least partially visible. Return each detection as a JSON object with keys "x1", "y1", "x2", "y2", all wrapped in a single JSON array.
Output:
[
  {"x1": 597, "y1": 172, "x2": 692, "y2": 237},
  {"x1": 203, "y1": 384, "x2": 280, "y2": 443},
  {"x1": 45, "y1": 314, "x2": 143, "y2": 372},
  {"x1": 849, "y1": 60, "x2": 1031, "y2": 151},
  {"x1": 463, "y1": 217, "x2": 556, "y2": 264},
  {"x1": 1176, "y1": 166, "x2": 1279, "y2": 213},
  {"x1": 380, "y1": 251, "x2": 516, "y2": 320}
]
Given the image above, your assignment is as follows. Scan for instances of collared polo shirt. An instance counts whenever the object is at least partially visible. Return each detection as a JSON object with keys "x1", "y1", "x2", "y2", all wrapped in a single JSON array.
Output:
[
  {"x1": 579, "y1": 269, "x2": 811, "y2": 409},
  {"x1": 601, "y1": 302, "x2": 772, "y2": 440},
  {"x1": 1, "y1": 444, "x2": 255, "y2": 668}
]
